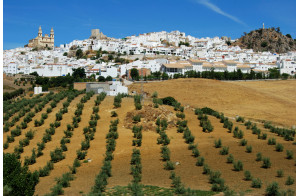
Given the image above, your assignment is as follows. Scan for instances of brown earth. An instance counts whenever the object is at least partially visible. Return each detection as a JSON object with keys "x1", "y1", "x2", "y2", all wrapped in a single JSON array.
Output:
[
  {"x1": 129, "y1": 79, "x2": 296, "y2": 127},
  {"x1": 3, "y1": 77, "x2": 32, "y2": 93},
  {"x1": 5, "y1": 90, "x2": 296, "y2": 195},
  {"x1": 124, "y1": 104, "x2": 178, "y2": 131}
]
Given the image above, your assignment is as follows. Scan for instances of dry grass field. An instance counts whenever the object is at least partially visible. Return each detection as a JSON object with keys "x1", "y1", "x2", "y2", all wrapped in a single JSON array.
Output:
[
  {"x1": 129, "y1": 79, "x2": 296, "y2": 127},
  {"x1": 3, "y1": 79, "x2": 296, "y2": 195}
]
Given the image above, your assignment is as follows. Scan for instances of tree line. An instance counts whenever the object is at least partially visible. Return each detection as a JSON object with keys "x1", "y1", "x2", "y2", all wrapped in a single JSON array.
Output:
[
  {"x1": 131, "y1": 68, "x2": 293, "y2": 81},
  {"x1": 3, "y1": 88, "x2": 25, "y2": 101}
]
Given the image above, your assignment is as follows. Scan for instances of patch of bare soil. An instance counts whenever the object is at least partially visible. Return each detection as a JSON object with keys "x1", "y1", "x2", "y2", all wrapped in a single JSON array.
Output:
[{"x1": 124, "y1": 104, "x2": 178, "y2": 131}]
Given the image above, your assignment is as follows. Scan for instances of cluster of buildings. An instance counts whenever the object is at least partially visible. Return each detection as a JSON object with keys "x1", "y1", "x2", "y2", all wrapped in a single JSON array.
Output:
[{"x1": 3, "y1": 27, "x2": 296, "y2": 81}]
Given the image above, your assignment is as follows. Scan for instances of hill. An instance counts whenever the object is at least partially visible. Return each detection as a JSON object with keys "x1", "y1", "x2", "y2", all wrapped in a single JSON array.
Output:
[
  {"x1": 232, "y1": 28, "x2": 296, "y2": 53},
  {"x1": 3, "y1": 89, "x2": 296, "y2": 195},
  {"x1": 129, "y1": 79, "x2": 296, "y2": 127}
]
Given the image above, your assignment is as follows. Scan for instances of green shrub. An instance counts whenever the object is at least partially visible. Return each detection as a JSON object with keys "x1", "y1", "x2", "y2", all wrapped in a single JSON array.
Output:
[
  {"x1": 196, "y1": 156, "x2": 205, "y2": 166},
  {"x1": 214, "y1": 139, "x2": 222, "y2": 148},
  {"x1": 244, "y1": 170, "x2": 252, "y2": 181},
  {"x1": 233, "y1": 160, "x2": 243, "y2": 171},
  {"x1": 128, "y1": 182, "x2": 144, "y2": 195},
  {"x1": 268, "y1": 138, "x2": 276, "y2": 145},
  {"x1": 164, "y1": 161, "x2": 175, "y2": 170},
  {"x1": 262, "y1": 157, "x2": 271, "y2": 168},
  {"x1": 54, "y1": 121, "x2": 61, "y2": 128},
  {"x1": 61, "y1": 143, "x2": 68, "y2": 152},
  {"x1": 50, "y1": 148, "x2": 65, "y2": 163},
  {"x1": 47, "y1": 107, "x2": 52, "y2": 113},
  {"x1": 246, "y1": 145, "x2": 252, "y2": 153},
  {"x1": 135, "y1": 103, "x2": 142, "y2": 110},
  {"x1": 93, "y1": 106, "x2": 99, "y2": 114},
  {"x1": 161, "y1": 96, "x2": 177, "y2": 106},
  {"x1": 3, "y1": 153, "x2": 39, "y2": 196},
  {"x1": 25, "y1": 130, "x2": 34, "y2": 139},
  {"x1": 11, "y1": 128, "x2": 21, "y2": 137},
  {"x1": 19, "y1": 138, "x2": 30, "y2": 147},
  {"x1": 245, "y1": 120, "x2": 252, "y2": 129},
  {"x1": 209, "y1": 170, "x2": 222, "y2": 184},
  {"x1": 132, "y1": 115, "x2": 141, "y2": 123},
  {"x1": 3, "y1": 142, "x2": 9, "y2": 149},
  {"x1": 262, "y1": 133, "x2": 267, "y2": 140},
  {"x1": 227, "y1": 154, "x2": 234, "y2": 163},
  {"x1": 111, "y1": 111, "x2": 118, "y2": 117},
  {"x1": 192, "y1": 148, "x2": 200, "y2": 157},
  {"x1": 285, "y1": 176, "x2": 294, "y2": 185},
  {"x1": 286, "y1": 150, "x2": 293, "y2": 159},
  {"x1": 50, "y1": 184, "x2": 64, "y2": 195},
  {"x1": 55, "y1": 172, "x2": 74, "y2": 188},
  {"x1": 152, "y1": 91, "x2": 158, "y2": 98},
  {"x1": 81, "y1": 140, "x2": 90, "y2": 151},
  {"x1": 240, "y1": 139, "x2": 247, "y2": 146},
  {"x1": 188, "y1": 143, "x2": 197, "y2": 150},
  {"x1": 42, "y1": 133, "x2": 52, "y2": 143},
  {"x1": 236, "y1": 116, "x2": 245, "y2": 123},
  {"x1": 256, "y1": 152, "x2": 262, "y2": 161},
  {"x1": 220, "y1": 146, "x2": 229, "y2": 155},
  {"x1": 275, "y1": 143, "x2": 284, "y2": 152},
  {"x1": 266, "y1": 182, "x2": 279, "y2": 196},
  {"x1": 251, "y1": 178, "x2": 262, "y2": 188},
  {"x1": 176, "y1": 113, "x2": 185, "y2": 119},
  {"x1": 203, "y1": 164, "x2": 211, "y2": 174},
  {"x1": 277, "y1": 170, "x2": 284, "y2": 178},
  {"x1": 77, "y1": 150, "x2": 87, "y2": 160},
  {"x1": 161, "y1": 146, "x2": 170, "y2": 161},
  {"x1": 211, "y1": 178, "x2": 227, "y2": 192},
  {"x1": 6, "y1": 135, "x2": 14, "y2": 143},
  {"x1": 21, "y1": 121, "x2": 28, "y2": 129}
]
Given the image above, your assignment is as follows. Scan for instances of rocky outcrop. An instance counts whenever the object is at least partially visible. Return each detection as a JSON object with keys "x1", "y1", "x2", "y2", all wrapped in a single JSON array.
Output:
[{"x1": 233, "y1": 28, "x2": 296, "y2": 53}]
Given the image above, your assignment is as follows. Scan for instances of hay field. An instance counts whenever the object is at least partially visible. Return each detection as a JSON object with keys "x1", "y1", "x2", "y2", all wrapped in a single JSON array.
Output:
[{"x1": 129, "y1": 79, "x2": 296, "y2": 127}]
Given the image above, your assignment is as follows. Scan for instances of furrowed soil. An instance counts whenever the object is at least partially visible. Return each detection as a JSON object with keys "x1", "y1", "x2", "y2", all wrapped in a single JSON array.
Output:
[
  {"x1": 129, "y1": 79, "x2": 296, "y2": 127},
  {"x1": 4, "y1": 78, "x2": 296, "y2": 195}
]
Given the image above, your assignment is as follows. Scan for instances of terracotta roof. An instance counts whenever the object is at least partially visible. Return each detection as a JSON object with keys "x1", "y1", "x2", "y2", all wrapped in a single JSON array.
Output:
[
  {"x1": 202, "y1": 63, "x2": 213, "y2": 67},
  {"x1": 237, "y1": 64, "x2": 251, "y2": 69},
  {"x1": 177, "y1": 60, "x2": 191, "y2": 64},
  {"x1": 163, "y1": 63, "x2": 192, "y2": 69},
  {"x1": 213, "y1": 62, "x2": 227, "y2": 68},
  {"x1": 188, "y1": 59, "x2": 204, "y2": 63},
  {"x1": 223, "y1": 60, "x2": 238, "y2": 65}
]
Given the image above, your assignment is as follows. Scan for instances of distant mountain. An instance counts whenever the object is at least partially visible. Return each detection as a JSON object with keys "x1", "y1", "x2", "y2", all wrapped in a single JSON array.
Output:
[{"x1": 233, "y1": 28, "x2": 296, "y2": 53}]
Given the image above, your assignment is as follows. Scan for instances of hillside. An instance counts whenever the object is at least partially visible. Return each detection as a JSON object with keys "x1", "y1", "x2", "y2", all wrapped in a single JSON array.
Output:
[
  {"x1": 3, "y1": 91, "x2": 296, "y2": 195},
  {"x1": 233, "y1": 28, "x2": 296, "y2": 53},
  {"x1": 129, "y1": 79, "x2": 296, "y2": 127}
]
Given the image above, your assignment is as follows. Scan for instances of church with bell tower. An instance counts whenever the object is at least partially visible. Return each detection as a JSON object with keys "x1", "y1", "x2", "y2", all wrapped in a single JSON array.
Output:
[{"x1": 27, "y1": 26, "x2": 54, "y2": 49}]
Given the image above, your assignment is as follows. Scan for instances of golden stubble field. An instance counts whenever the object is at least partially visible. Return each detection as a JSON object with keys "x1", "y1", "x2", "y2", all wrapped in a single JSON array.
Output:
[
  {"x1": 129, "y1": 79, "x2": 296, "y2": 127},
  {"x1": 3, "y1": 79, "x2": 296, "y2": 195}
]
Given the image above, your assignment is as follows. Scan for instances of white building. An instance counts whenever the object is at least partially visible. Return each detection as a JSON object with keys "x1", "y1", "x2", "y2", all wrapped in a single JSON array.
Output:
[{"x1": 279, "y1": 59, "x2": 296, "y2": 75}]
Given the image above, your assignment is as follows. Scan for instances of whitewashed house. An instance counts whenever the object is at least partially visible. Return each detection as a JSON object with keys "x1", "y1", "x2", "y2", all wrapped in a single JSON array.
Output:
[
  {"x1": 107, "y1": 81, "x2": 128, "y2": 96},
  {"x1": 3, "y1": 62, "x2": 18, "y2": 74},
  {"x1": 279, "y1": 59, "x2": 296, "y2": 75},
  {"x1": 162, "y1": 60, "x2": 193, "y2": 76}
]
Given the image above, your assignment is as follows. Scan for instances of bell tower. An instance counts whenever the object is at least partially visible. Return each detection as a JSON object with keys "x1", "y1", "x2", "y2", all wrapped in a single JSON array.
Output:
[
  {"x1": 50, "y1": 27, "x2": 54, "y2": 39},
  {"x1": 38, "y1": 26, "x2": 42, "y2": 37}
]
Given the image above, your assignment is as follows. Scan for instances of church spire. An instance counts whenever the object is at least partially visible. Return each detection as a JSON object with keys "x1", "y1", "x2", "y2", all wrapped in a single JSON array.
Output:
[
  {"x1": 50, "y1": 27, "x2": 54, "y2": 38},
  {"x1": 38, "y1": 26, "x2": 42, "y2": 37}
]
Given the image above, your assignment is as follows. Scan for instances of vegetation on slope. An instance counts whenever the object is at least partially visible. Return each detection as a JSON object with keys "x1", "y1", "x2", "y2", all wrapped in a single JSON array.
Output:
[{"x1": 233, "y1": 27, "x2": 296, "y2": 53}]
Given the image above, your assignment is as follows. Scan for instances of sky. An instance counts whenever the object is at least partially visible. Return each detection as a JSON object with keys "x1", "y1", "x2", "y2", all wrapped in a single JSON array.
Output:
[{"x1": 3, "y1": 0, "x2": 296, "y2": 50}]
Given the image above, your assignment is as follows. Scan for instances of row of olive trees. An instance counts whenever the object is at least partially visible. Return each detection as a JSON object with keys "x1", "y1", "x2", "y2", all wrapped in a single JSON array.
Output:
[{"x1": 45, "y1": 92, "x2": 107, "y2": 195}]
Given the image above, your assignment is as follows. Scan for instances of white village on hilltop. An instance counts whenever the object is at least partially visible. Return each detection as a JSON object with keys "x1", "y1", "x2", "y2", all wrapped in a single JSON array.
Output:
[{"x1": 3, "y1": 26, "x2": 296, "y2": 84}]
